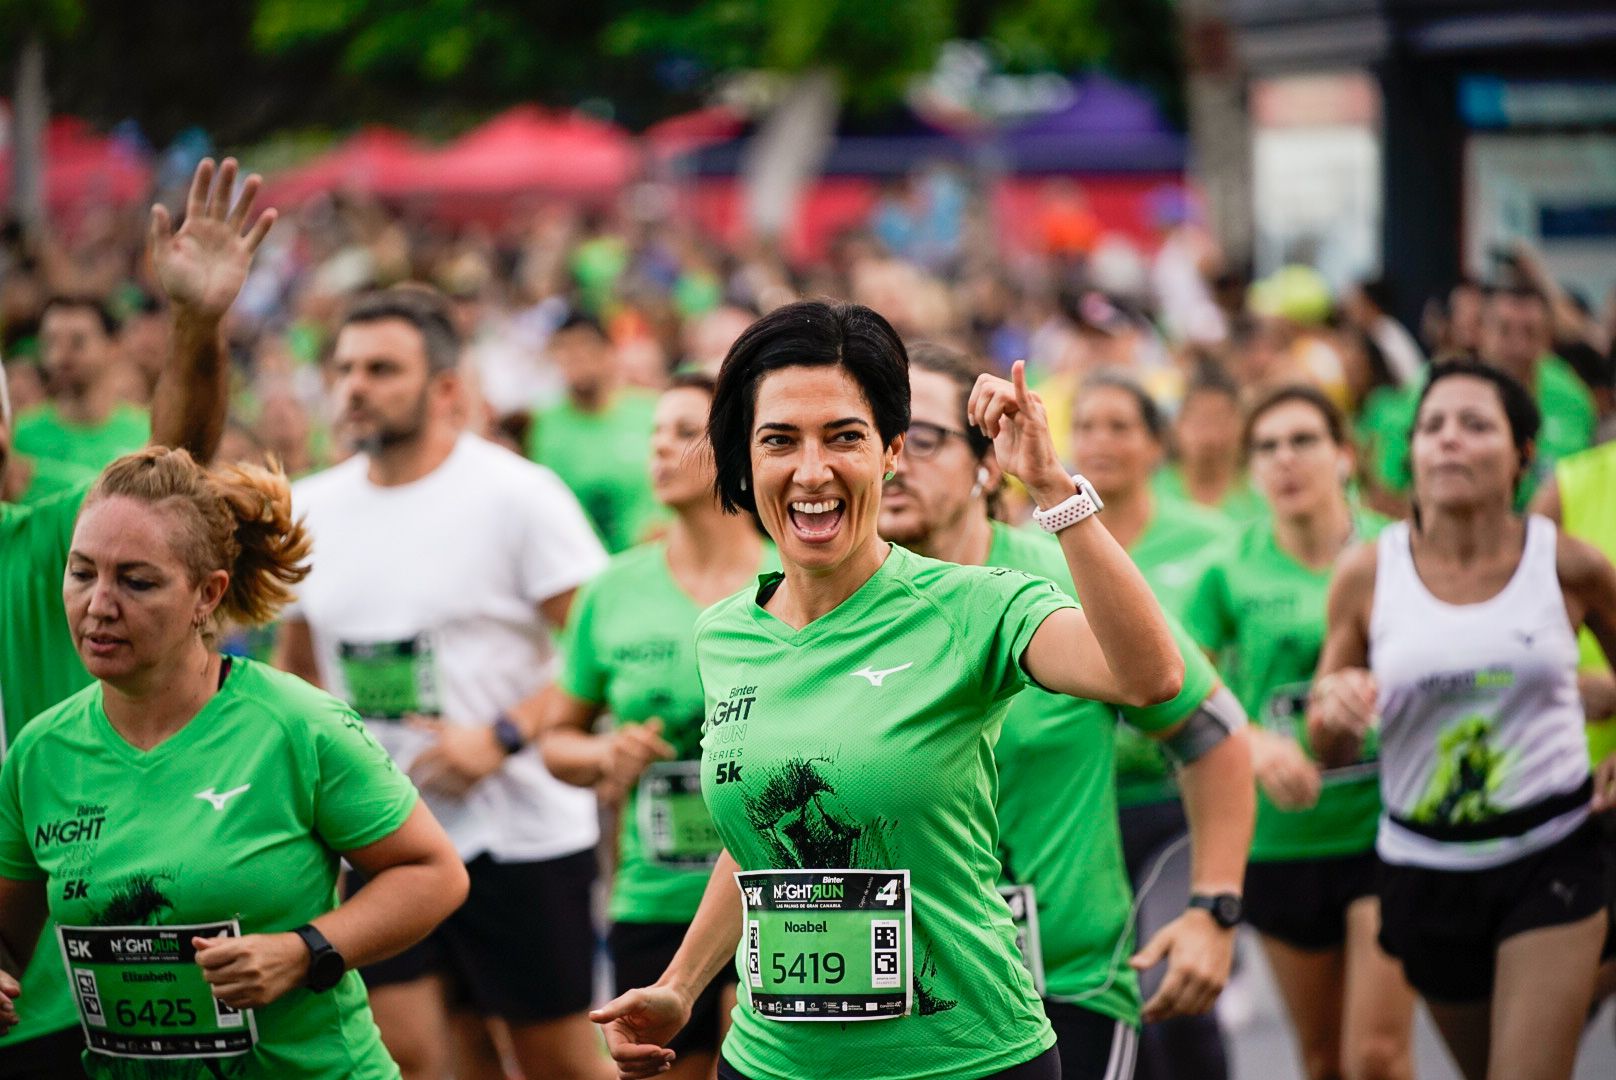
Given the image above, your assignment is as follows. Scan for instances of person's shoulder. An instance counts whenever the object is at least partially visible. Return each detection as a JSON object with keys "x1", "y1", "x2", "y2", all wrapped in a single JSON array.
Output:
[
  {"x1": 988, "y1": 522, "x2": 1072, "y2": 586},
  {"x1": 290, "y1": 453, "x2": 366, "y2": 505},
  {"x1": 902, "y1": 543, "x2": 1059, "y2": 607},
  {"x1": 1351, "y1": 506, "x2": 1393, "y2": 541},
  {"x1": 590, "y1": 540, "x2": 668, "y2": 593},
  {"x1": 1547, "y1": 516, "x2": 1615, "y2": 591},
  {"x1": 1540, "y1": 354, "x2": 1596, "y2": 409},
  {"x1": 12, "y1": 403, "x2": 57, "y2": 432},
  {"x1": 693, "y1": 581, "x2": 763, "y2": 643},
  {"x1": 1334, "y1": 531, "x2": 1384, "y2": 594},
  {"x1": 8, "y1": 682, "x2": 100, "y2": 759},
  {"x1": 224, "y1": 659, "x2": 359, "y2": 735},
  {"x1": 457, "y1": 433, "x2": 574, "y2": 492}
]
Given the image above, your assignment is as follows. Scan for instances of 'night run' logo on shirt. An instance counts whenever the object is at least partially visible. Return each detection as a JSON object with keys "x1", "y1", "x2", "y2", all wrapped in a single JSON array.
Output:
[
  {"x1": 614, "y1": 640, "x2": 680, "y2": 665},
  {"x1": 711, "y1": 686, "x2": 757, "y2": 726},
  {"x1": 34, "y1": 804, "x2": 107, "y2": 849}
]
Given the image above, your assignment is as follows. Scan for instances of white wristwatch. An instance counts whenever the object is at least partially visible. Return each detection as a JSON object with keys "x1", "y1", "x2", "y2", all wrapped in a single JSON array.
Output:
[{"x1": 1031, "y1": 474, "x2": 1105, "y2": 534}]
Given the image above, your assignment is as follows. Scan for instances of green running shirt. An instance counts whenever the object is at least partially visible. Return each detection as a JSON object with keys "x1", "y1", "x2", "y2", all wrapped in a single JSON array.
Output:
[
  {"x1": 0, "y1": 659, "x2": 416, "y2": 1079},
  {"x1": 1151, "y1": 466, "x2": 1267, "y2": 528},
  {"x1": 559, "y1": 540, "x2": 776, "y2": 924},
  {"x1": 0, "y1": 483, "x2": 95, "y2": 1049},
  {"x1": 695, "y1": 544, "x2": 1066, "y2": 1080},
  {"x1": 12, "y1": 402, "x2": 150, "y2": 473},
  {"x1": 988, "y1": 523, "x2": 1216, "y2": 1024},
  {"x1": 1183, "y1": 511, "x2": 1387, "y2": 862},
  {"x1": 1112, "y1": 499, "x2": 1235, "y2": 807},
  {"x1": 525, "y1": 391, "x2": 664, "y2": 553}
]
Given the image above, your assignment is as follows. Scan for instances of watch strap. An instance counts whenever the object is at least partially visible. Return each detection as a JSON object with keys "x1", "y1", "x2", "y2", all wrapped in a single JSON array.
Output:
[
  {"x1": 293, "y1": 923, "x2": 345, "y2": 991},
  {"x1": 1031, "y1": 474, "x2": 1104, "y2": 534},
  {"x1": 1187, "y1": 892, "x2": 1243, "y2": 929},
  {"x1": 491, "y1": 712, "x2": 526, "y2": 755}
]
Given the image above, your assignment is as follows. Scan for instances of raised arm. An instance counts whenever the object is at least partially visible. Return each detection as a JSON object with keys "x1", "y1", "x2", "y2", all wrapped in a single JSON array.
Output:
[
  {"x1": 969, "y1": 361, "x2": 1181, "y2": 707},
  {"x1": 148, "y1": 157, "x2": 276, "y2": 461}
]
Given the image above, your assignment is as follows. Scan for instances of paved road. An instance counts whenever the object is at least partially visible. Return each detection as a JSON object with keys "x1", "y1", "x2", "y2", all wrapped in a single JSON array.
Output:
[{"x1": 1224, "y1": 929, "x2": 1616, "y2": 1080}]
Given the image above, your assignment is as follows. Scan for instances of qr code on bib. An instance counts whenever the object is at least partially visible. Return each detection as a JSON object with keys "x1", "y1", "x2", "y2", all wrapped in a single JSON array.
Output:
[
  {"x1": 72, "y1": 969, "x2": 105, "y2": 1027},
  {"x1": 871, "y1": 921, "x2": 900, "y2": 989},
  {"x1": 747, "y1": 920, "x2": 762, "y2": 988}
]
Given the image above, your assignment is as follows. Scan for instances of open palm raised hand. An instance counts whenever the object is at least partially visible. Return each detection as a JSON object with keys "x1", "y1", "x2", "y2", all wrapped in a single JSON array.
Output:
[
  {"x1": 149, "y1": 157, "x2": 276, "y2": 318},
  {"x1": 966, "y1": 360, "x2": 1073, "y2": 507}
]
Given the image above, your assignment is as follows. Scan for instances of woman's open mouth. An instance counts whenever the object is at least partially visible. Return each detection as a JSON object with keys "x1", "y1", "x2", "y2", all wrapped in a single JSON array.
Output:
[{"x1": 789, "y1": 498, "x2": 845, "y2": 543}]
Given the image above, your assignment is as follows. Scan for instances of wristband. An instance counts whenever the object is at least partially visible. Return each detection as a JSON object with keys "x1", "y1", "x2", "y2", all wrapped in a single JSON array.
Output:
[
  {"x1": 1031, "y1": 474, "x2": 1104, "y2": 534},
  {"x1": 491, "y1": 713, "x2": 526, "y2": 755}
]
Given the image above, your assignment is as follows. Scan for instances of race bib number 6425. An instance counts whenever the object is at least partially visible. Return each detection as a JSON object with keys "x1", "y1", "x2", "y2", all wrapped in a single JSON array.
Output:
[{"x1": 736, "y1": 869, "x2": 911, "y2": 1022}]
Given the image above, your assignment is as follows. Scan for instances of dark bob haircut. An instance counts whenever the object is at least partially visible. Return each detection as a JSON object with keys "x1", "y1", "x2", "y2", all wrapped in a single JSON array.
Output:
[
  {"x1": 1241, "y1": 382, "x2": 1347, "y2": 462},
  {"x1": 708, "y1": 300, "x2": 910, "y2": 514}
]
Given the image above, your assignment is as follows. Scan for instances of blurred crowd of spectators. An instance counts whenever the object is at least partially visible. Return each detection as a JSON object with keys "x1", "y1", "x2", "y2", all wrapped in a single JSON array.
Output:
[{"x1": 4, "y1": 170, "x2": 1614, "y2": 541}]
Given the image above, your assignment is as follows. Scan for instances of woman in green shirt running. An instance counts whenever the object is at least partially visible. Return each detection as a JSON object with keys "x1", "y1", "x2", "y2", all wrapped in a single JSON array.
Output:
[
  {"x1": 1067, "y1": 371, "x2": 1236, "y2": 1080},
  {"x1": 592, "y1": 300, "x2": 1183, "y2": 1080},
  {"x1": 0, "y1": 447, "x2": 469, "y2": 1079},
  {"x1": 1184, "y1": 385, "x2": 1414, "y2": 1080},
  {"x1": 542, "y1": 372, "x2": 771, "y2": 1079}
]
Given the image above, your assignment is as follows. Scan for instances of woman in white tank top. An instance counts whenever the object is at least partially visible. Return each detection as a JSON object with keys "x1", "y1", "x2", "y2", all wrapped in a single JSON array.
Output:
[{"x1": 1308, "y1": 361, "x2": 1616, "y2": 1080}]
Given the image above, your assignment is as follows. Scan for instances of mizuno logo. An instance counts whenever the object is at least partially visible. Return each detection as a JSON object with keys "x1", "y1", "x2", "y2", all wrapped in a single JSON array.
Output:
[
  {"x1": 851, "y1": 663, "x2": 913, "y2": 687},
  {"x1": 194, "y1": 784, "x2": 251, "y2": 811}
]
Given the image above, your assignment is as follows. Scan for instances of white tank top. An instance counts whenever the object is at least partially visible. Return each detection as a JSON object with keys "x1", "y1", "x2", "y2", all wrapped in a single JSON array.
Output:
[{"x1": 1370, "y1": 516, "x2": 1589, "y2": 870}]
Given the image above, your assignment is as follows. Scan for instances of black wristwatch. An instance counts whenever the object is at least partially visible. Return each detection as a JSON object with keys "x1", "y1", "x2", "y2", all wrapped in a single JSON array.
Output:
[
  {"x1": 1187, "y1": 892, "x2": 1243, "y2": 929},
  {"x1": 293, "y1": 924, "x2": 346, "y2": 992},
  {"x1": 491, "y1": 712, "x2": 526, "y2": 756}
]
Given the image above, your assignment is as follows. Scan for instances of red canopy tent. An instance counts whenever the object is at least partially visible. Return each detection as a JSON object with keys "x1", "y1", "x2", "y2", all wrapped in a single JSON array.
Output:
[
  {"x1": 261, "y1": 127, "x2": 427, "y2": 206},
  {"x1": 383, "y1": 106, "x2": 639, "y2": 203},
  {"x1": 0, "y1": 115, "x2": 152, "y2": 215}
]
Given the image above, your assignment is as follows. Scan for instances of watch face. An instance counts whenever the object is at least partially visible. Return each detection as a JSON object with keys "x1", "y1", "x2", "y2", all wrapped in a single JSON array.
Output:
[
  {"x1": 1213, "y1": 895, "x2": 1242, "y2": 927},
  {"x1": 309, "y1": 949, "x2": 346, "y2": 991}
]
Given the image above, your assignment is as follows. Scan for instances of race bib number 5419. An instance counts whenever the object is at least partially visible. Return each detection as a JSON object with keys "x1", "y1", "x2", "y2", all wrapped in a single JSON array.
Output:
[{"x1": 736, "y1": 869, "x2": 911, "y2": 1022}]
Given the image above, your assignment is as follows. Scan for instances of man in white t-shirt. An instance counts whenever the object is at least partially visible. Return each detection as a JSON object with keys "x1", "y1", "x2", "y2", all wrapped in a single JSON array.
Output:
[{"x1": 276, "y1": 285, "x2": 610, "y2": 1080}]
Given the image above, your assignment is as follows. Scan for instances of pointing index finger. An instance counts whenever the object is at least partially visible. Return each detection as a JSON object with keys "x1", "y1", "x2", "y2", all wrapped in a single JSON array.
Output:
[{"x1": 1011, "y1": 360, "x2": 1030, "y2": 410}]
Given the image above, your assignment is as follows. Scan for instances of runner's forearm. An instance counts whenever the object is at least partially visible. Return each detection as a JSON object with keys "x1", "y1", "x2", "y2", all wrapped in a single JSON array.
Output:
[
  {"x1": 1177, "y1": 728, "x2": 1254, "y2": 895},
  {"x1": 150, "y1": 305, "x2": 229, "y2": 463},
  {"x1": 656, "y1": 849, "x2": 744, "y2": 1005},
  {"x1": 539, "y1": 727, "x2": 609, "y2": 787},
  {"x1": 1051, "y1": 513, "x2": 1182, "y2": 705},
  {"x1": 0, "y1": 877, "x2": 47, "y2": 975}
]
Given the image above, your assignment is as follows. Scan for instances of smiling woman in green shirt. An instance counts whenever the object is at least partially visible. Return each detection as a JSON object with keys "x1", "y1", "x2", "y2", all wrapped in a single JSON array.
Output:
[
  {"x1": 0, "y1": 448, "x2": 468, "y2": 1079},
  {"x1": 591, "y1": 301, "x2": 1183, "y2": 1080},
  {"x1": 541, "y1": 372, "x2": 773, "y2": 1080}
]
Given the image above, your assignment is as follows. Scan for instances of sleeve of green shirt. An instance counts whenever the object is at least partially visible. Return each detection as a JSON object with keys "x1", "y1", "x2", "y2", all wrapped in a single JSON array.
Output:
[
  {"x1": 977, "y1": 568, "x2": 1080, "y2": 703},
  {"x1": 311, "y1": 704, "x2": 419, "y2": 852},
  {"x1": 0, "y1": 743, "x2": 42, "y2": 881},
  {"x1": 1119, "y1": 615, "x2": 1219, "y2": 735},
  {"x1": 556, "y1": 577, "x2": 606, "y2": 705}
]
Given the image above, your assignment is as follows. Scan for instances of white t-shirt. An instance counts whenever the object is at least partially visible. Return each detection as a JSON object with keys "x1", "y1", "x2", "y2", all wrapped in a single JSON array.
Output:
[{"x1": 289, "y1": 433, "x2": 608, "y2": 861}]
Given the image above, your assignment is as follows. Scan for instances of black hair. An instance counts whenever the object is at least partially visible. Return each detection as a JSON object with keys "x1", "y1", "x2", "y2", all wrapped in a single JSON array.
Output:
[
  {"x1": 1242, "y1": 383, "x2": 1347, "y2": 461},
  {"x1": 1080, "y1": 370, "x2": 1166, "y2": 442},
  {"x1": 708, "y1": 300, "x2": 909, "y2": 514},
  {"x1": 340, "y1": 285, "x2": 462, "y2": 375},
  {"x1": 554, "y1": 310, "x2": 609, "y2": 341},
  {"x1": 1357, "y1": 277, "x2": 1395, "y2": 315},
  {"x1": 905, "y1": 342, "x2": 991, "y2": 459},
  {"x1": 1408, "y1": 358, "x2": 1541, "y2": 527},
  {"x1": 42, "y1": 294, "x2": 119, "y2": 338}
]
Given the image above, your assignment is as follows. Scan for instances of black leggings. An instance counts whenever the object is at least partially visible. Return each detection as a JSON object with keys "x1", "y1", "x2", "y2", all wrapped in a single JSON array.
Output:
[
  {"x1": 718, "y1": 1045, "x2": 1061, "y2": 1080},
  {"x1": 1118, "y1": 799, "x2": 1229, "y2": 1080}
]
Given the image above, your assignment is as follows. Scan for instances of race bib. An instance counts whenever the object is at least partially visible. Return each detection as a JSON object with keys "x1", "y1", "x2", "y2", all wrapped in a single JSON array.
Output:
[
  {"x1": 337, "y1": 635, "x2": 440, "y2": 720},
  {"x1": 637, "y1": 760, "x2": 722, "y2": 869},
  {"x1": 736, "y1": 869, "x2": 911, "y2": 1022},
  {"x1": 57, "y1": 921, "x2": 258, "y2": 1060},
  {"x1": 1263, "y1": 680, "x2": 1379, "y2": 783},
  {"x1": 998, "y1": 884, "x2": 1046, "y2": 994}
]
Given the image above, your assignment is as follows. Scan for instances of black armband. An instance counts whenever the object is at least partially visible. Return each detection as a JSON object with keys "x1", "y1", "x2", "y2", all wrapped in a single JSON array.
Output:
[{"x1": 1159, "y1": 686, "x2": 1247, "y2": 767}]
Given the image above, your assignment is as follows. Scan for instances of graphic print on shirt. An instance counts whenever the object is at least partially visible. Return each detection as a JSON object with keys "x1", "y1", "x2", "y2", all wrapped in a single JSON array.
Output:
[
  {"x1": 1411, "y1": 713, "x2": 1508, "y2": 826},
  {"x1": 739, "y1": 754, "x2": 957, "y2": 1016}
]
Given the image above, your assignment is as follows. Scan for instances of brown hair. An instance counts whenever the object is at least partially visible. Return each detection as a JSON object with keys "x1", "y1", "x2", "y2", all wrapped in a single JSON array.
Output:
[
  {"x1": 86, "y1": 447, "x2": 312, "y2": 630},
  {"x1": 1240, "y1": 383, "x2": 1347, "y2": 463}
]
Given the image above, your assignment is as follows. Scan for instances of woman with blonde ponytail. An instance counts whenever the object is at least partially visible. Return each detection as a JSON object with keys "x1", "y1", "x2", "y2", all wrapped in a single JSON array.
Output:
[{"x1": 0, "y1": 446, "x2": 469, "y2": 1079}]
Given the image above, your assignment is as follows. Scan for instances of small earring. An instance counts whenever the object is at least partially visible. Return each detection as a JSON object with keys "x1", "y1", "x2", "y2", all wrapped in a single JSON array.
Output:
[
  {"x1": 739, "y1": 476, "x2": 748, "y2": 492},
  {"x1": 883, "y1": 470, "x2": 895, "y2": 482}
]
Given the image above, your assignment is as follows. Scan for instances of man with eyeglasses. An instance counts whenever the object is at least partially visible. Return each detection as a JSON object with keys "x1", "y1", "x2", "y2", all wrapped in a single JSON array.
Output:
[{"x1": 878, "y1": 342, "x2": 1254, "y2": 1080}]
